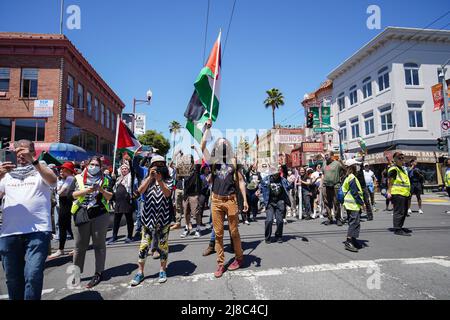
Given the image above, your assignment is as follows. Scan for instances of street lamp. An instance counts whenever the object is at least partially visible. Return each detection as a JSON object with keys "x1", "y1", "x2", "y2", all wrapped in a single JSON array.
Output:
[{"x1": 132, "y1": 89, "x2": 152, "y2": 134}]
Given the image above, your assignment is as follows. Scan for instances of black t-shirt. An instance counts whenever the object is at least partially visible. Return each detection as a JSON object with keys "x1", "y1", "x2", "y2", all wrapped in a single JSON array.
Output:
[
  {"x1": 212, "y1": 164, "x2": 241, "y2": 196},
  {"x1": 112, "y1": 184, "x2": 133, "y2": 213},
  {"x1": 183, "y1": 164, "x2": 202, "y2": 197},
  {"x1": 409, "y1": 167, "x2": 423, "y2": 184},
  {"x1": 269, "y1": 177, "x2": 283, "y2": 203}
]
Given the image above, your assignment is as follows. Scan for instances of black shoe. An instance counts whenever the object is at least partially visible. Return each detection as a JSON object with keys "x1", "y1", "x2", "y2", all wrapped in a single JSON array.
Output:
[
  {"x1": 265, "y1": 239, "x2": 271, "y2": 244},
  {"x1": 276, "y1": 237, "x2": 283, "y2": 243},
  {"x1": 402, "y1": 228, "x2": 412, "y2": 233},
  {"x1": 344, "y1": 240, "x2": 358, "y2": 252},
  {"x1": 394, "y1": 229, "x2": 411, "y2": 236},
  {"x1": 336, "y1": 220, "x2": 343, "y2": 227},
  {"x1": 86, "y1": 272, "x2": 102, "y2": 289},
  {"x1": 324, "y1": 220, "x2": 331, "y2": 226}
]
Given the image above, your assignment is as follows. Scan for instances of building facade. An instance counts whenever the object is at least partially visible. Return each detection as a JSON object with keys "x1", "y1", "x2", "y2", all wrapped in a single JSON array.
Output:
[
  {"x1": 0, "y1": 32, "x2": 124, "y2": 158},
  {"x1": 328, "y1": 27, "x2": 450, "y2": 185}
]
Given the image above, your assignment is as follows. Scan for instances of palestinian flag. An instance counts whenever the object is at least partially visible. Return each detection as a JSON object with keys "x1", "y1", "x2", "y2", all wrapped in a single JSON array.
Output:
[
  {"x1": 185, "y1": 32, "x2": 221, "y2": 143},
  {"x1": 116, "y1": 119, "x2": 142, "y2": 157}
]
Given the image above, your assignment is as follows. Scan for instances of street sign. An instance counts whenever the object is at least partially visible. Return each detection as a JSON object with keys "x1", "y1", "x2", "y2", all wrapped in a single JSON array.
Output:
[
  {"x1": 311, "y1": 107, "x2": 320, "y2": 126},
  {"x1": 313, "y1": 127, "x2": 332, "y2": 133},
  {"x1": 441, "y1": 120, "x2": 450, "y2": 138}
]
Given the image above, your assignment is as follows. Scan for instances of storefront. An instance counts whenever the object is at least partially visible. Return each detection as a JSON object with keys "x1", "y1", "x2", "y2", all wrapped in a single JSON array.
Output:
[{"x1": 365, "y1": 150, "x2": 447, "y2": 187}]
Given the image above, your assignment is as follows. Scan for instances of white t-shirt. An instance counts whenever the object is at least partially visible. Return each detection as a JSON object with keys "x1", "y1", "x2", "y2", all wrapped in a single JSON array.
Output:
[
  {"x1": 364, "y1": 170, "x2": 375, "y2": 186},
  {"x1": 0, "y1": 170, "x2": 55, "y2": 237}
]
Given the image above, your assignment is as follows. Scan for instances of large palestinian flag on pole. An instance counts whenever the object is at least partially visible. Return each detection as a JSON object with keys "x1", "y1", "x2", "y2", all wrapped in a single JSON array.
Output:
[
  {"x1": 116, "y1": 118, "x2": 142, "y2": 157},
  {"x1": 185, "y1": 32, "x2": 221, "y2": 143}
]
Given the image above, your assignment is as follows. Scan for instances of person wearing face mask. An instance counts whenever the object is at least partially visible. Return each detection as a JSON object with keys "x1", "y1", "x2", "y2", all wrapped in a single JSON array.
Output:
[
  {"x1": 0, "y1": 140, "x2": 57, "y2": 300},
  {"x1": 68, "y1": 156, "x2": 113, "y2": 288},
  {"x1": 201, "y1": 119, "x2": 249, "y2": 278},
  {"x1": 387, "y1": 152, "x2": 412, "y2": 236},
  {"x1": 260, "y1": 167, "x2": 291, "y2": 243}
]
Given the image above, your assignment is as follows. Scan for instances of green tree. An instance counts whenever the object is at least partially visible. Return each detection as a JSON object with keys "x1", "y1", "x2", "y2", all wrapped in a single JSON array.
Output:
[
  {"x1": 264, "y1": 88, "x2": 285, "y2": 128},
  {"x1": 169, "y1": 120, "x2": 181, "y2": 156},
  {"x1": 138, "y1": 130, "x2": 171, "y2": 156}
]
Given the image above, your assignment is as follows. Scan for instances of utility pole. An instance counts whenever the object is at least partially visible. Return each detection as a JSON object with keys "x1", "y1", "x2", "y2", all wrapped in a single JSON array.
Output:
[
  {"x1": 439, "y1": 59, "x2": 450, "y2": 155},
  {"x1": 60, "y1": 0, "x2": 64, "y2": 34}
]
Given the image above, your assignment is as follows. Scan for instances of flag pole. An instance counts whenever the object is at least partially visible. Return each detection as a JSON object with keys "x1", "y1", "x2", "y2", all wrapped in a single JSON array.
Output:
[
  {"x1": 112, "y1": 113, "x2": 120, "y2": 175},
  {"x1": 208, "y1": 30, "x2": 221, "y2": 120}
]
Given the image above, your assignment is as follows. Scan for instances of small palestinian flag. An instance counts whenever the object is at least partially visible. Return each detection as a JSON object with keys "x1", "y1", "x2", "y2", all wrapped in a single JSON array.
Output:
[
  {"x1": 185, "y1": 32, "x2": 221, "y2": 143},
  {"x1": 116, "y1": 119, "x2": 142, "y2": 157}
]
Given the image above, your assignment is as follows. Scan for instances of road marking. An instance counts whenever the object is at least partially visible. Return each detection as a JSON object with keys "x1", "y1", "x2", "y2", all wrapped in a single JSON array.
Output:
[{"x1": 0, "y1": 288, "x2": 54, "y2": 300}]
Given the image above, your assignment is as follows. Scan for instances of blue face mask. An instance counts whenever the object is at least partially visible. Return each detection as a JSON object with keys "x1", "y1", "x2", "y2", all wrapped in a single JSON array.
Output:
[{"x1": 88, "y1": 165, "x2": 100, "y2": 176}]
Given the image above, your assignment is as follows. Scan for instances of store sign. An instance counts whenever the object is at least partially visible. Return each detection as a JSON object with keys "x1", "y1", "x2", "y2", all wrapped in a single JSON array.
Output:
[
  {"x1": 34, "y1": 100, "x2": 54, "y2": 117},
  {"x1": 66, "y1": 105, "x2": 74, "y2": 123},
  {"x1": 275, "y1": 134, "x2": 304, "y2": 144},
  {"x1": 302, "y1": 142, "x2": 324, "y2": 152},
  {"x1": 365, "y1": 150, "x2": 446, "y2": 164}
]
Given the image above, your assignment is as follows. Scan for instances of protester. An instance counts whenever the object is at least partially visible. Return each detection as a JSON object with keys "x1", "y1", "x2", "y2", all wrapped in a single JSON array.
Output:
[
  {"x1": 108, "y1": 163, "x2": 135, "y2": 244},
  {"x1": 342, "y1": 159, "x2": 365, "y2": 252},
  {"x1": 444, "y1": 159, "x2": 450, "y2": 214},
  {"x1": 130, "y1": 155, "x2": 173, "y2": 286},
  {"x1": 245, "y1": 162, "x2": 262, "y2": 222},
  {"x1": 0, "y1": 140, "x2": 57, "y2": 300},
  {"x1": 286, "y1": 169, "x2": 297, "y2": 218},
  {"x1": 170, "y1": 150, "x2": 185, "y2": 231},
  {"x1": 363, "y1": 163, "x2": 377, "y2": 210},
  {"x1": 201, "y1": 119, "x2": 248, "y2": 278},
  {"x1": 323, "y1": 152, "x2": 345, "y2": 226},
  {"x1": 381, "y1": 165, "x2": 392, "y2": 211},
  {"x1": 311, "y1": 164, "x2": 323, "y2": 218},
  {"x1": 260, "y1": 167, "x2": 291, "y2": 243},
  {"x1": 355, "y1": 159, "x2": 373, "y2": 221},
  {"x1": 199, "y1": 163, "x2": 211, "y2": 223},
  {"x1": 297, "y1": 167, "x2": 313, "y2": 220},
  {"x1": 387, "y1": 152, "x2": 412, "y2": 236},
  {"x1": 48, "y1": 162, "x2": 76, "y2": 259},
  {"x1": 407, "y1": 159, "x2": 424, "y2": 215},
  {"x1": 180, "y1": 146, "x2": 203, "y2": 238},
  {"x1": 69, "y1": 156, "x2": 113, "y2": 288}
]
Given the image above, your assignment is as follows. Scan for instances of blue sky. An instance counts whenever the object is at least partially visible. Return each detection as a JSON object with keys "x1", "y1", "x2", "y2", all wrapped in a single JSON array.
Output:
[{"x1": 1, "y1": 0, "x2": 449, "y2": 149}]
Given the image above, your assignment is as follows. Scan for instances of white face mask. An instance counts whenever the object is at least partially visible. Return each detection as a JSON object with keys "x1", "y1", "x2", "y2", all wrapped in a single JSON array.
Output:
[{"x1": 88, "y1": 165, "x2": 101, "y2": 175}]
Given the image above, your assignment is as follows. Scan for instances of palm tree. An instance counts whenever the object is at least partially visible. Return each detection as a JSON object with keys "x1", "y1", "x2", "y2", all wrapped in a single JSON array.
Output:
[
  {"x1": 264, "y1": 88, "x2": 285, "y2": 128},
  {"x1": 169, "y1": 120, "x2": 181, "y2": 156}
]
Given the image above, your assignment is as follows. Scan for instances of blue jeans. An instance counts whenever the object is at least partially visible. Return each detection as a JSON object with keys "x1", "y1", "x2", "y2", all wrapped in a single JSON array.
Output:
[
  {"x1": 0, "y1": 231, "x2": 51, "y2": 300},
  {"x1": 135, "y1": 200, "x2": 143, "y2": 233}
]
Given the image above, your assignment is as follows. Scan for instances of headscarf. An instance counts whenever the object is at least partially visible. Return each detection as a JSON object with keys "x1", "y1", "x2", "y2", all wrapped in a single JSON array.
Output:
[{"x1": 114, "y1": 164, "x2": 132, "y2": 194}]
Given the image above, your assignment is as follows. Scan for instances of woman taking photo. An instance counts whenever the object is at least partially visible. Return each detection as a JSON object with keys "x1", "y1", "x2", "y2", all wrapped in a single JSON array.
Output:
[{"x1": 68, "y1": 156, "x2": 113, "y2": 288}]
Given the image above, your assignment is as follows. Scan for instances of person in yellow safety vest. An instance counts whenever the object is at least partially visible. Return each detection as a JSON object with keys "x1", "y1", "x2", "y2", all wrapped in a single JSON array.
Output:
[
  {"x1": 444, "y1": 159, "x2": 450, "y2": 215},
  {"x1": 387, "y1": 152, "x2": 411, "y2": 236},
  {"x1": 342, "y1": 158, "x2": 366, "y2": 252},
  {"x1": 67, "y1": 156, "x2": 113, "y2": 289}
]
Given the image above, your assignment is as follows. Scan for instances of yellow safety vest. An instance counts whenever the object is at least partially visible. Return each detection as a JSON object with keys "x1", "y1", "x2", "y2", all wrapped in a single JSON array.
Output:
[
  {"x1": 388, "y1": 166, "x2": 411, "y2": 197},
  {"x1": 342, "y1": 173, "x2": 363, "y2": 211},
  {"x1": 70, "y1": 174, "x2": 110, "y2": 214},
  {"x1": 445, "y1": 169, "x2": 450, "y2": 187}
]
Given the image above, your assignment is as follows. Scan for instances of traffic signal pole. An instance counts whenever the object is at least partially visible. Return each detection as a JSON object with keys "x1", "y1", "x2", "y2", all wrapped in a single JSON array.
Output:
[{"x1": 440, "y1": 62, "x2": 450, "y2": 156}]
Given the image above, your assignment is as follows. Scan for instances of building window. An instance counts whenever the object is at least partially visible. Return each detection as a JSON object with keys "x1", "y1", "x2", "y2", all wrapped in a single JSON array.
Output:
[
  {"x1": 100, "y1": 103, "x2": 105, "y2": 126},
  {"x1": 0, "y1": 119, "x2": 12, "y2": 141},
  {"x1": 405, "y1": 63, "x2": 420, "y2": 86},
  {"x1": 100, "y1": 139, "x2": 113, "y2": 157},
  {"x1": 350, "y1": 117, "x2": 360, "y2": 139},
  {"x1": 67, "y1": 75, "x2": 74, "y2": 106},
  {"x1": 408, "y1": 103, "x2": 423, "y2": 128},
  {"x1": 21, "y1": 68, "x2": 38, "y2": 98},
  {"x1": 84, "y1": 132, "x2": 98, "y2": 152},
  {"x1": 363, "y1": 111, "x2": 375, "y2": 136},
  {"x1": 362, "y1": 77, "x2": 372, "y2": 99},
  {"x1": 106, "y1": 108, "x2": 110, "y2": 129},
  {"x1": 94, "y1": 98, "x2": 99, "y2": 122},
  {"x1": 339, "y1": 122, "x2": 347, "y2": 142},
  {"x1": 87, "y1": 92, "x2": 92, "y2": 116},
  {"x1": 379, "y1": 105, "x2": 393, "y2": 131},
  {"x1": 15, "y1": 119, "x2": 45, "y2": 141},
  {"x1": 0, "y1": 68, "x2": 10, "y2": 92},
  {"x1": 349, "y1": 85, "x2": 358, "y2": 105},
  {"x1": 337, "y1": 92, "x2": 345, "y2": 111},
  {"x1": 378, "y1": 66, "x2": 390, "y2": 92},
  {"x1": 111, "y1": 112, "x2": 116, "y2": 131},
  {"x1": 77, "y1": 83, "x2": 84, "y2": 109}
]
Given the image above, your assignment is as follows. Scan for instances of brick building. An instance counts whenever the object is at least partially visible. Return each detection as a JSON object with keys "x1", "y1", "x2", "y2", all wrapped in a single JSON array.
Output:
[{"x1": 0, "y1": 32, "x2": 124, "y2": 158}]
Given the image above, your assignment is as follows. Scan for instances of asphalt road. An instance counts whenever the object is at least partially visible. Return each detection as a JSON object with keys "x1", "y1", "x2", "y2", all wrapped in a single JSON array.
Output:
[{"x1": 1, "y1": 194, "x2": 450, "y2": 300}]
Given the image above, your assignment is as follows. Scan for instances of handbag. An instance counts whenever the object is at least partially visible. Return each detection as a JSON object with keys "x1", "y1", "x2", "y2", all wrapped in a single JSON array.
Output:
[{"x1": 73, "y1": 206, "x2": 90, "y2": 226}]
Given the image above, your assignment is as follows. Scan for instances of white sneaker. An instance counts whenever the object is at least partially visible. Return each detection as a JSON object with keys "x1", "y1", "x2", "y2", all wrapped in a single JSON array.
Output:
[
  {"x1": 408, "y1": 209, "x2": 412, "y2": 214},
  {"x1": 193, "y1": 230, "x2": 201, "y2": 238},
  {"x1": 48, "y1": 250, "x2": 63, "y2": 259},
  {"x1": 418, "y1": 209, "x2": 424, "y2": 214},
  {"x1": 283, "y1": 218, "x2": 287, "y2": 224},
  {"x1": 180, "y1": 228, "x2": 189, "y2": 238},
  {"x1": 244, "y1": 220, "x2": 250, "y2": 225}
]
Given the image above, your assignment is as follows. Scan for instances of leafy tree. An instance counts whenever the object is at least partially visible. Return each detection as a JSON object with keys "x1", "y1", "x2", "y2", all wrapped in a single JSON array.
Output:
[
  {"x1": 169, "y1": 120, "x2": 181, "y2": 155},
  {"x1": 138, "y1": 130, "x2": 171, "y2": 156},
  {"x1": 264, "y1": 88, "x2": 285, "y2": 128}
]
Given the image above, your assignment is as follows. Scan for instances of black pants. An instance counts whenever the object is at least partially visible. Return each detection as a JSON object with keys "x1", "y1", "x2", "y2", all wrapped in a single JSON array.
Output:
[
  {"x1": 198, "y1": 193, "x2": 209, "y2": 223},
  {"x1": 247, "y1": 189, "x2": 259, "y2": 220},
  {"x1": 362, "y1": 187, "x2": 373, "y2": 219},
  {"x1": 58, "y1": 197, "x2": 73, "y2": 251},
  {"x1": 346, "y1": 209, "x2": 361, "y2": 238},
  {"x1": 265, "y1": 200, "x2": 285, "y2": 240},
  {"x1": 447, "y1": 187, "x2": 450, "y2": 198},
  {"x1": 325, "y1": 185, "x2": 342, "y2": 221},
  {"x1": 392, "y1": 195, "x2": 408, "y2": 230},
  {"x1": 113, "y1": 210, "x2": 134, "y2": 239},
  {"x1": 302, "y1": 191, "x2": 313, "y2": 217}
]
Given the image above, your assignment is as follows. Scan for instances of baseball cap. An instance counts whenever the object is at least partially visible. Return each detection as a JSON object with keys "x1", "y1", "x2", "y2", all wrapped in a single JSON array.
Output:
[
  {"x1": 345, "y1": 158, "x2": 362, "y2": 167},
  {"x1": 150, "y1": 155, "x2": 165, "y2": 165}
]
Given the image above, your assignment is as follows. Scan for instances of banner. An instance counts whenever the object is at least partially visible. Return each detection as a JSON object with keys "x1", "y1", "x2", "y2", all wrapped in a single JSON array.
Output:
[
  {"x1": 301, "y1": 142, "x2": 324, "y2": 152},
  {"x1": 311, "y1": 106, "x2": 320, "y2": 126},
  {"x1": 33, "y1": 100, "x2": 53, "y2": 117},
  {"x1": 321, "y1": 99, "x2": 331, "y2": 126},
  {"x1": 431, "y1": 83, "x2": 444, "y2": 111}
]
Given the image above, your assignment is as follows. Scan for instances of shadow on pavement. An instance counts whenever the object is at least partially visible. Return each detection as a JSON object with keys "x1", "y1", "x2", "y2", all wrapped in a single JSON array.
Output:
[
  {"x1": 241, "y1": 254, "x2": 262, "y2": 268},
  {"x1": 102, "y1": 263, "x2": 138, "y2": 281},
  {"x1": 61, "y1": 290, "x2": 104, "y2": 300},
  {"x1": 167, "y1": 260, "x2": 197, "y2": 277},
  {"x1": 169, "y1": 243, "x2": 187, "y2": 253},
  {"x1": 45, "y1": 255, "x2": 72, "y2": 269}
]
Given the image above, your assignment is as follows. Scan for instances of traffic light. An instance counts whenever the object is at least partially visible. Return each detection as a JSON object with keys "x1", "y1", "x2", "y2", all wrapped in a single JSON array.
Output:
[
  {"x1": 437, "y1": 138, "x2": 448, "y2": 151},
  {"x1": 306, "y1": 111, "x2": 314, "y2": 128},
  {"x1": 0, "y1": 137, "x2": 9, "y2": 149}
]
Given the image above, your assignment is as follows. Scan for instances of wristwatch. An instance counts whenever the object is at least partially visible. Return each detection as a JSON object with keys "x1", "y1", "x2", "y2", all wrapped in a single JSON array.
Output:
[{"x1": 32, "y1": 159, "x2": 39, "y2": 166}]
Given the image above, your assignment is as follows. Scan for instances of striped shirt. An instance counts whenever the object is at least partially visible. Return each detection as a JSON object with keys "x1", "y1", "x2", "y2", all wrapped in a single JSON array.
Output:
[{"x1": 142, "y1": 178, "x2": 174, "y2": 229}]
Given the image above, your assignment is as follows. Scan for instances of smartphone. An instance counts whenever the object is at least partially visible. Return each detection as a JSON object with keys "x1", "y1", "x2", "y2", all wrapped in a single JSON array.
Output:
[{"x1": 0, "y1": 150, "x2": 17, "y2": 164}]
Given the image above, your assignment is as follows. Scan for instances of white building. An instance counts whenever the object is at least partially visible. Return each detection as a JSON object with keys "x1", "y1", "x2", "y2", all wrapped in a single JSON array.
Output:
[{"x1": 328, "y1": 27, "x2": 450, "y2": 185}]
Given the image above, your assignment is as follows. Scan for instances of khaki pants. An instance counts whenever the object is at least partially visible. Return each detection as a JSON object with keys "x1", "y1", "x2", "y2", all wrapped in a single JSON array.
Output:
[
  {"x1": 174, "y1": 189, "x2": 184, "y2": 224},
  {"x1": 183, "y1": 195, "x2": 201, "y2": 228},
  {"x1": 211, "y1": 194, "x2": 243, "y2": 266}
]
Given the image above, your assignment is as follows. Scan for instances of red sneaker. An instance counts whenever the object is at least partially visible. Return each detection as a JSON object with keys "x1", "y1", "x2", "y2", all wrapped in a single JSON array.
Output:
[
  {"x1": 214, "y1": 265, "x2": 226, "y2": 278},
  {"x1": 228, "y1": 258, "x2": 244, "y2": 271}
]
